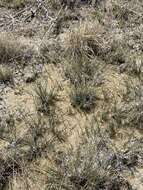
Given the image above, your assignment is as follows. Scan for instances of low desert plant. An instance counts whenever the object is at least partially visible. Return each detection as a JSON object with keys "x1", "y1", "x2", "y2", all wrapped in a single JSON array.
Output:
[
  {"x1": 0, "y1": 65, "x2": 13, "y2": 84},
  {"x1": 40, "y1": 40, "x2": 61, "y2": 65},
  {"x1": 1, "y1": 0, "x2": 33, "y2": 9},
  {"x1": 111, "y1": 1, "x2": 141, "y2": 27},
  {"x1": 104, "y1": 41, "x2": 127, "y2": 65},
  {"x1": 65, "y1": 56, "x2": 104, "y2": 86},
  {"x1": 110, "y1": 100, "x2": 143, "y2": 131},
  {"x1": 112, "y1": 3, "x2": 131, "y2": 27},
  {"x1": 45, "y1": 0, "x2": 61, "y2": 9},
  {"x1": 0, "y1": 33, "x2": 19, "y2": 63},
  {"x1": 33, "y1": 81, "x2": 58, "y2": 114},
  {"x1": 102, "y1": 80, "x2": 143, "y2": 132},
  {"x1": 124, "y1": 53, "x2": 143, "y2": 79},
  {"x1": 63, "y1": 20, "x2": 104, "y2": 61},
  {"x1": 0, "y1": 33, "x2": 33, "y2": 64},
  {"x1": 0, "y1": 113, "x2": 16, "y2": 142},
  {"x1": 70, "y1": 84, "x2": 97, "y2": 112}
]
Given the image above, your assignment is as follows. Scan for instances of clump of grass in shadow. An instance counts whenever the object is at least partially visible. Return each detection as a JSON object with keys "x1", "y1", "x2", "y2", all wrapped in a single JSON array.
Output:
[
  {"x1": 64, "y1": 47, "x2": 104, "y2": 113},
  {"x1": 1, "y1": 0, "x2": 33, "y2": 9},
  {"x1": 40, "y1": 40, "x2": 61, "y2": 65},
  {"x1": 70, "y1": 84, "x2": 97, "y2": 112},
  {"x1": 45, "y1": 0, "x2": 62, "y2": 10},
  {"x1": 107, "y1": 82, "x2": 143, "y2": 131},
  {"x1": 112, "y1": 3, "x2": 131, "y2": 27},
  {"x1": 62, "y1": 19, "x2": 106, "y2": 114},
  {"x1": 33, "y1": 81, "x2": 58, "y2": 115},
  {"x1": 65, "y1": 56, "x2": 104, "y2": 113},
  {"x1": 65, "y1": 56, "x2": 104, "y2": 86},
  {"x1": 110, "y1": 100, "x2": 143, "y2": 131},
  {"x1": 123, "y1": 53, "x2": 143, "y2": 79},
  {"x1": 104, "y1": 41, "x2": 127, "y2": 66},
  {"x1": 0, "y1": 65, "x2": 13, "y2": 84}
]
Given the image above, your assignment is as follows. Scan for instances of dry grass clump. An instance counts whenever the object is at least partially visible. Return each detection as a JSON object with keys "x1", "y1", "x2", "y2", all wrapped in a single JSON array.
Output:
[
  {"x1": 111, "y1": 0, "x2": 143, "y2": 27},
  {"x1": 104, "y1": 41, "x2": 127, "y2": 66},
  {"x1": 63, "y1": 21, "x2": 105, "y2": 112},
  {"x1": 0, "y1": 110, "x2": 66, "y2": 189},
  {"x1": 0, "y1": 33, "x2": 34, "y2": 64},
  {"x1": 112, "y1": 3, "x2": 132, "y2": 27},
  {"x1": 0, "y1": 65, "x2": 13, "y2": 84},
  {"x1": 108, "y1": 83, "x2": 143, "y2": 131},
  {"x1": 40, "y1": 40, "x2": 61, "y2": 65},
  {"x1": 46, "y1": 122, "x2": 134, "y2": 190},
  {"x1": 124, "y1": 53, "x2": 143, "y2": 79},
  {"x1": 66, "y1": 57, "x2": 104, "y2": 112},
  {"x1": 70, "y1": 85, "x2": 97, "y2": 112},
  {"x1": 45, "y1": 0, "x2": 77, "y2": 10},
  {"x1": 0, "y1": 33, "x2": 20, "y2": 63},
  {"x1": 65, "y1": 57, "x2": 104, "y2": 86},
  {"x1": 33, "y1": 81, "x2": 58, "y2": 115},
  {"x1": 63, "y1": 20, "x2": 105, "y2": 61},
  {"x1": 1, "y1": 0, "x2": 33, "y2": 9},
  {"x1": 45, "y1": 0, "x2": 61, "y2": 9},
  {"x1": 110, "y1": 100, "x2": 143, "y2": 131},
  {"x1": 45, "y1": 0, "x2": 100, "y2": 10}
]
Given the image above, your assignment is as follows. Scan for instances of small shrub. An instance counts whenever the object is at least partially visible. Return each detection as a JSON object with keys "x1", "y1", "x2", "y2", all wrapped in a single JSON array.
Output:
[
  {"x1": 45, "y1": 0, "x2": 61, "y2": 10},
  {"x1": 0, "y1": 33, "x2": 33, "y2": 64},
  {"x1": 70, "y1": 85, "x2": 97, "y2": 112},
  {"x1": 65, "y1": 56, "x2": 104, "y2": 87},
  {"x1": 112, "y1": 3, "x2": 130, "y2": 26},
  {"x1": 0, "y1": 65, "x2": 13, "y2": 84},
  {"x1": 110, "y1": 100, "x2": 143, "y2": 131},
  {"x1": 105, "y1": 41, "x2": 127, "y2": 65},
  {"x1": 33, "y1": 81, "x2": 58, "y2": 114},
  {"x1": 63, "y1": 20, "x2": 104, "y2": 61},
  {"x1": 123, "y1": 53, "x2": 143, "y2": 79},
  {"x1": 0, "y1": 113, "x2": 16, "y2": 142},
  {"x1": 40, "y1": 41, "x2": 61, "y2": 65},
  {"x1": 1, "y1": 0, "x2": 33, "y2": 9}
]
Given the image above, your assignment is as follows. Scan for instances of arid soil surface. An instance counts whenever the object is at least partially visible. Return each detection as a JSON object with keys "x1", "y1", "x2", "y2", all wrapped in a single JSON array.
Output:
[{"x1": 0, "y1": 0, "x2": 143, "y2": 189}]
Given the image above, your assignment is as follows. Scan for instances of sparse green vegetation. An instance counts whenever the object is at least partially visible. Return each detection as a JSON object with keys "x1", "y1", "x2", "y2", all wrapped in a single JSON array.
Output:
[
  {"x1": 33, "y1": 81, "x2": 58, "y2": 114},
  {"x1": 70, "y1": 85, "x2": 97, "y2": 112}
]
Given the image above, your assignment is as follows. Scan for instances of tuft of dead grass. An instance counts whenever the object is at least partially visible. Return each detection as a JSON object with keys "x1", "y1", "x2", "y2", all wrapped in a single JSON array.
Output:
[
  {"x1": 108, "y1": 82, "x2": 143, "y2": 131},
  {"x1": 1, "y1": 0, "x2": 34, "y2": 9},
  {"x1": 62, "y1": 20, "x2": 105, "y2": 61},
  {"x1": 0, "y1": 33, "x2": 34, "y2": 65}
]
